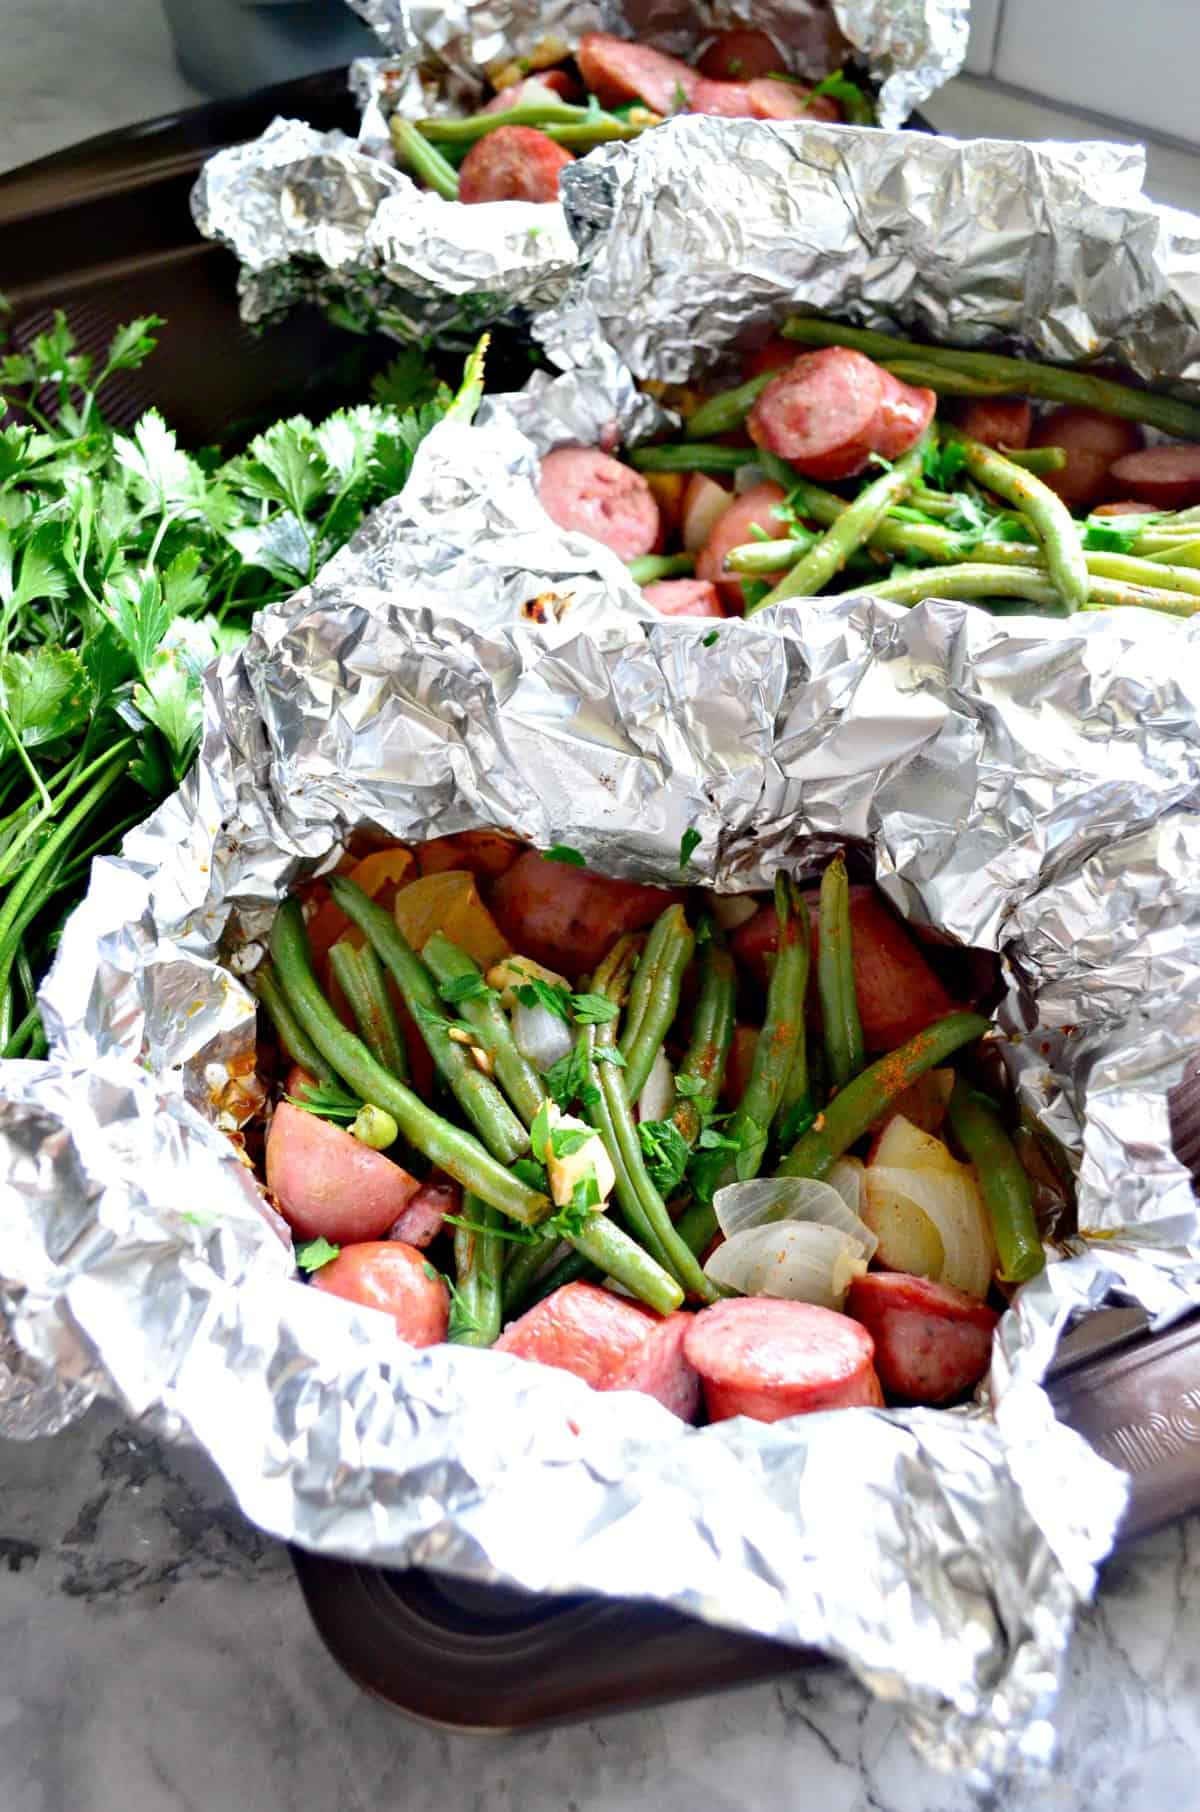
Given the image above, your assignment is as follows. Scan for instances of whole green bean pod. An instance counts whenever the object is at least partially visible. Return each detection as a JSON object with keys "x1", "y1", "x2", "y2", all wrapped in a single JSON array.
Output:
[
  {"x1": 943, "y1": 430, "x2": 1088, "y2": 613},
  {"x1": 751, "y1": 439, "x2": 930, "y2": 609},
  {"x1": 564, "y1": 1212, "x2": 683, "y2": 1314},
  {"x1": 619, "y1": 904, "x2": 695, "y2": 1104},
  {"x1": 253, "y1": 962, "x2": 338, "y2": 1085},
  {"x1": 451, "y1": 1194, "x2": 506, "y2": 1346},
  {"x1": 542, "y1": 119, "x2": 648, "y2": 148},
  {"x1": 777, "y1": 1010, "x2": 992, "y2": 1180},
  {"x1": 501, "y1": 1231, "x2": 566, "y2": 1318},
  {"x1": 781, "y1": 317, "x2": 1200, "y2": 441},
  {"x1": 268, "y1": 901, "x2": 549, "y2": 1225},
  {"x1": 629, "y1": 443, "x2": 752, "y2": 476},
  {"x1": 520, "y1": 1245, "x2": 596, "y2": 1310},
  {"x1": 847, "y1": 561, "x2": 1197, "y2": 616},
  {"x1": 418, "y1": 101, "x2": 602, "y2": 143},
  {"x1": 422, "y1": 931, "x2": 546, "y2": 1128},
  {"x1": 946, "y1": 1080, "x2": 1045, "y2": 1284},
  {"x1": 627, "y1": 552, "x2": 696, "y2": 584},
  {"x1": 330, "y1": 878, "x2": 529, "y2": 1166},
  {"x1": 684, "y1": 372, "x2": 775, "y2": 440},
  {"x1": 673, "y1": 1198, "x2": 718, "y2": 1260},
  {"x1": 1003, "y1": 446, "x2": 1067, "y2": 474},
  {"x1": 328, "y1": 940, "x2": 410, "y2": 1081},
  {"x1": 817, "y1": 853, "x2": 863, "y2": 1092},
  {"x1": 754, "y1": 455, "x2": 968, "y2": 565},
  {"x1": 672, "y1": 934, "x2": 736, "y2": 1146},
  {"x1": 389, "y1": 120, "x2": 461, "y2": 200},
  {"x1": 721, "y1": 875, "x2": 811, "y2": 1180}
]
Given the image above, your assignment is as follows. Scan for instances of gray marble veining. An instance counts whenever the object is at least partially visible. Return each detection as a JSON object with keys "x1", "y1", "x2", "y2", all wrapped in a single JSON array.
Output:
[{"x1": 2, "y1": 1404, "x2": 1198, "y2": 1812}]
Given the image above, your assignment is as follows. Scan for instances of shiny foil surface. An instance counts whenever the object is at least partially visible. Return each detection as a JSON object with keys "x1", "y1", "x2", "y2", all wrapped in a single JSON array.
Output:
[{"x1": 190, "y1": 0, "x2": 966, "y2": 343}]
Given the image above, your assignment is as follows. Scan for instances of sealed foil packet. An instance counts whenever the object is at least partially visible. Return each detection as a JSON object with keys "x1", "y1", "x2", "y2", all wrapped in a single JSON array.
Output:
[
  {"x1": 6, "y1": 124, "x2": 1200, "y2": 1784},
  {"x1": 190, "y1": 0, "x2": 967, "y2": 344}
]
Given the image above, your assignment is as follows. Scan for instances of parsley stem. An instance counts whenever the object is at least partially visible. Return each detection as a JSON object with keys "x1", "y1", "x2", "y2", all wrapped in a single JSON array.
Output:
[{"x1": 0, "y1": 699, "x2": 52, "y2": 813}]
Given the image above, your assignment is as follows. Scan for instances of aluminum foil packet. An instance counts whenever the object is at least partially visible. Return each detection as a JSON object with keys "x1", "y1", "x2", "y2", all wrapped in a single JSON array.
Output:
[{"x1": 190, "y1": 0, "x2": 966, "y2": 344}]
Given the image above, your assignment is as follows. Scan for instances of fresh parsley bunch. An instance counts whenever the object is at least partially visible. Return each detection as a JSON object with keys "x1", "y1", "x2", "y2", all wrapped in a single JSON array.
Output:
[{"x1": 0, "y1": 302, "x2": 479, "y2": 1057}]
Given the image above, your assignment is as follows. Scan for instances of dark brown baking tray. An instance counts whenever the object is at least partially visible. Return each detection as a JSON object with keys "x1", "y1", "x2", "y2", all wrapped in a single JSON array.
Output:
[{"x1": 6, "y1": 84, "x2": 1197, "y2": 1738}]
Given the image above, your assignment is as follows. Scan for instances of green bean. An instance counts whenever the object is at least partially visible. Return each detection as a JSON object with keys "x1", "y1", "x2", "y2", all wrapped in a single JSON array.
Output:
[
  {"x1": 627, "y1": 552, "x2": 696, "y2": 584},
  {"x1": 725, "y1": 532, "x2": 819, "y2": 574},
  {"x1": 757, "y1": 461, "x2": 967, "y2": 564},
  {"x1": 253, "y1": 963, "x2": 338, "y2": 1085},
  {"x1": 781, "y1": 317, "x2": 1200, "y2": 441},
  {"x1": 817, "y1": 853, "x2": 863, "y2": 1092},
  {"x1": 777, "y1": 1033, "x2": 814, "y2": 1147},
  {"x1": 331, "y1": 878, "x2": 528, "y2": 1166},
  {"x1": 522, "y1": 1245, "x2": 596, "y2": 1309},
  {"x1": 847, "y1": 561, "x2": 1198, "y2": 615},
  {"x1": 1080, "y1": 592, "x2": 1200, "y2": 618},
  {"x1": 417, "y1": 101, "x2": 606, "y2": 144},
  {"x1": 501, "y1": 1231, "x2": 566, "y2": 1317},
  {"x1": 777, "y1": 1010, "x2": 992, "y2": 1180},
  {"x1": 542, "y1": 120, "x2": 650, "y2": 149},
  {"x1": 946, "y1": 1081, "x2": 1045, "y2": 1284},
  {"x1": 944, "y1": 431, "x2": 1088, "y2": 613},
  {"x1": 1142, "y1": 537, "x2": 1200, "y2": 567},
  {"x1": 268, "y1": 901, "x2": 549, "y2": 1225},
  {"x1": 328, "y1": 941, "x2": 409, "y2": 1081},
  {"x1": 751, "y1": 438, "x2": 929, "y2": 610},
  {"x1": 1083, "y1": 551, "x2": 1200, "y2": 598},
  {"x1": 564, "y1": 1213, "x2": 682, "y2": 1314},
  {"x1": 684, "y1": 372, "x2": 775, "y2": 440},
  {"x1": 422, "y1": 932, "x2": 546, "y2": 1129},
  {"x1": 1003, "y1": 446, "x2": 1067, "y2": 474},
  {"x1": 389, "y1": 120, "x2": 461, "y2": 201},
  {"x1": 451, "y1": 1195, "x2": 506, "y2": 1346},
  {"x1": 674, "y1": 1198, "x2": 718, "y2": 1259},
  {"x1": 672, "y1": 935, "x2": 736, "y2": 1146},
  {"x1": 619, "y1": 904, "x2": 695, "y2": 1104},
  {"x1": 629, "y1": 443, "x2": 751, "y2": 476},
  {"x1": 725, "y1": 876, "x2": 811, "y2": 1179}
]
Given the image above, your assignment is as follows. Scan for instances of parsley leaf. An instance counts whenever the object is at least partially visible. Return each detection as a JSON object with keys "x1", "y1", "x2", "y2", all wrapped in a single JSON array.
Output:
[
  {"x1": 679, "y1": 826, "x2": 702, "y2": 871},
  {"x1": 438, "y1": 971, "x2": 497, "y2": 1007},
  {"x1": 544, "y1": 1042, "x2": 597, "y2": 1110},
  {"x1": 922, "y1": 438, "x2": 969, "y2": 490},
  {"x1": 1082, "y1": 515, "x2": 1150, "y2": 554},
  {"x1": 673, "y1": 1074, "x2": 711, "y2": 1102},
  {"x1": 551, "y1": 1170, "x2": 600, "y2": 1237},
  {"x1": 702, "y1": 630, "x2": 719, "y2": 647},
  {"x1": 515, "y1": 977, "x2": 572, "y2": 1021},
  {"x1": 594, "y1": 1046, "x2": 626, "y2": 1069},
  {"x1": 639, "y1": 1119, "x2": 690, "y2": 1196},
  {"x1": 569, "y1": 991, "x2": 618, "y2": 1025},
  {"x1": 550, "y1": 1125, "x2": 593, "y2": 1159},
  {"x1": 544, "y1": 844, "x2": 586, "y2": 867},
  {"x1": 295, "y1": 1237, "x2": 341, "y2": 1273},
  {"x1": 442, "y1": 1212, "x2": 539, "y2": 1246},
  {"x1": 511, "y1": 1156, "x2": 550, "y2": 1192},
  {"x1": 809, "y1": 69, "x2": 876, "y2": 126},
  {"x1": 697, "y1": 1126, "x2": 742, "y2": 1152},
  {"x1": 285, "y1": 1079, "x2": 363, "y2": 1123}
]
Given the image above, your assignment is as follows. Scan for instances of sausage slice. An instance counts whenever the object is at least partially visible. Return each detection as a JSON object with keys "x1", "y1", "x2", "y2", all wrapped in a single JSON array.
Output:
[
  {"x1": 698, "y1": 29, "x2": 787, "y2": 81},
  {"x1": 684, "y1": 1298, "x2": 882, "y2": 1422},
  {"x1": 846, "y1": 1271, "x2": 998, "y2": 1404},
  {"x1": 747, "y1": 347, "x2": 885, "y2": 480},
  {"x1": 1107, "y1": 443, "x2": 1200, "y2": 511},
  {"x1": 495, "y1": 1280, "x2": 657, "y2": 1387},
  {"x1": 1030, "y1": 405, "x2": 1142, "y2": 511},
  {"x1": 870, "y1": 367, "x2": 936, "y2": 460},
  {"x1": 576, "y1": 34, "x2": 699, "y2": 113},
  {"x1": 458, "y1": 125, "x2": 574, "y2": 205},
  {"x1": 311, "y1": 1241, "x2": 449, "y2": 1347},
  {"x1": 389, "y1": 1174, "x2": 459, "y2": 1249},
  {"x1": 538, "y1": 446, "x2": 661, "y2": 561},
  {"x1": 642, "y1": 578, "x2": 725, "y2": 618},
  {"x1": 955, "y1": 398, "x2": 1033, "y2": 451},
  {"x1": 603, "y1": 1312, "x2": 701, "y2": 1420}
]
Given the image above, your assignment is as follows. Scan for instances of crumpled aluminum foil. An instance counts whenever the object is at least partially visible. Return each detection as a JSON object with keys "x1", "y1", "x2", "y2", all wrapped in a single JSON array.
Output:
[
  {"x1": 537, "y1": 117, "x2": 1200, "y2": 392},
  {"x1": 190, "y1": 0, "x2": 966, "y2": 343}
]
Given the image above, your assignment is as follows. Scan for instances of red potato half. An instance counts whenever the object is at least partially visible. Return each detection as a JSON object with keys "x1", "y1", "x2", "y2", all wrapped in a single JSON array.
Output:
[
  {"x1": 684, "y1": 1298, "x2": 883, "y2": 1423},
  {"x1": 846, "y1": 1271, "x2": 998, "y2": 1404},
  {"x1": 267, "y1": 1103, "x2": 419, "y2": 1243},
  {"x1": 311, "y1": 1241, "x2": 449, "y2": 1347},
  {"x1": 495, "y1": 1280, "x2": 657, "y2": 1388},
  {"x1": 491, "y1": 850, "x2": 684, "y2": 978},
  {"x1": 695, "y1": 480, "x2": 790, "y2": 609}
]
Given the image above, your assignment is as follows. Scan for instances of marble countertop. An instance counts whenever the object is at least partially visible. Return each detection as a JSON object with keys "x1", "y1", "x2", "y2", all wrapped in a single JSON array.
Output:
[
  {"x1": 2, "y1": 7, "x2": 1199, "y2": 1811},
  {"x1": 1, "y1": 1400, "x2": 1196, "y2": 1812}
]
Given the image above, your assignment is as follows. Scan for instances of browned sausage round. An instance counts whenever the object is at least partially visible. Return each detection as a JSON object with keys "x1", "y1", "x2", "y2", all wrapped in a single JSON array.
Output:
[
  {"x1": 311, "y1": 1240, "x2": 449, "y2": 1346},
  {"x1": 746, "y1": 78, "x2": 839, "y2": 121},
  {"x1": 538, "y1": 446, "x2": 662, "y2": 561},
  {"x1": 698, "y1": 28, "x2": 788, "y2": 80},
  {"x1": 388, "y1": 1173, "x2": 459, "y2": 1249},
  {"x1": 871, "y1": 367, "x2": 936, "y2": 460},
  {"x1": 1091, "y1": 499, "x2": 1161, "y2": 517},
  {"x1": 576, "y1": 34, "x2": 699, "y2": 113},
  {"x1": 683, "y1": 1298, "x2": 883, "y2": 1422},
  {"x1": 741, "y1": 336, "x2": 799, "y2": 382},
  {"x1": 688, "y1": 77, "x2": 759, "y2": 117},
  {"x1": 846, "y1": 1272, "x2": 998, "y2": 1404},
  {"x1": 491, "y1": 849, "x2": 685, "y2": 977},
  {"x1": 642, "y1": 578, "x2": 726, "y2": 618},
  {"x1": 603, "y1": 1312, "x2": 701, "y2": 1420},
  {"x1": 1029, "y1": 405, "x2": 1143, "y2": 511},
  {"x1": 1107, "y1": 443, "x2": 1200, "y2": 511},
  {"x1": 748, "y1": 347, "x2": 885, "y2": 480},
  {"x1": 458, "y1": 125, "x2": 575, "y2": 205},
  {"x1": 266, "y1": 1102, "x2": 420, "y2": 1243},
  {"x1": 695, "y1": 480, "x2": 789, "y2": 610},
  {"x1": 495, "y1": 1280, "x2": 657, "y2": 1387},
  {"x1": 955, "y1": 398, "x2": 1033, "y2": 450}
]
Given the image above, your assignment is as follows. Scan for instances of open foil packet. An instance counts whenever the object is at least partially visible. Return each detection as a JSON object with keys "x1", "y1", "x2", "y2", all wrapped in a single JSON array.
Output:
[
  {"x1": 7, "y1": 122, "x2": 1200, "y2": 1783},
  {"x1": 190, "y1": 0, "x2": 967, "y2": 344}
]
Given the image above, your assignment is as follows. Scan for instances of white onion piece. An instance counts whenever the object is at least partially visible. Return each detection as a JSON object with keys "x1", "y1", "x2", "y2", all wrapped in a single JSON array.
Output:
[
  {"x1": 866, "y1": 1164, "x2": 995, "y2": 1299},
  {"x1": 712, "y1": 1174, "x2": 876, "y2": 1259},
  {"x1": 636, "y1": 1048, "x2": 675, "y2": 1123},
  {"x1": 710, "y1": 893, "x2": 760, "y2": 931},
  {"x1": 827, "y1": 1156, "x2": 866, "y2": 1219},
  {"x1": 512, "y1": 999, "x2": 573, "y2": 1073},
  {"x1": 704, "y1": 1223, "x2": 867, "y2": 1310},
  {"x1": 681, "y1": 475, "x2": 732, "y2": 551}
]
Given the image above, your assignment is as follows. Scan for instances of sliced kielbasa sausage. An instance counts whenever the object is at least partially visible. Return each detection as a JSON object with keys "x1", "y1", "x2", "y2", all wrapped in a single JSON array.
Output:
[
  {"x1": 684, "y1": 1298, "x2": 883, "y2": 1423},
  {"x1": 538, "y1": 446, "x2": 662, "y2": 561},
  {"x1": 642, "y1": 578, "x2": 725, "y2": 618},
  {"x1": 688, "y1": 78, "x2": 760, "y2": 118},
  {"x1": 491, "y1": 849, "x2": 684, "y2": 977},
  {"x1": 458, "y1": 125, "x2": 575, "y2": 205},
  {"x1": 1107, "y1": 443, "x2": 1200, "y2": 511},
  {"x1": 576, "y1": 34, "x2": 699, "y2": 114},
  {"x1": 1030, "y1": 405, "x2": 1142, "y2": 511},
  {"x1": 495, "y1": 1280, "x2": 657, "y2": 1387},
  {"x1": 741, "y1": 337, "x2": 800, "y2": 382},
  {"x1": 747, "y1": 347, "x2": 885, "y2": 481},
  {"x1": 389, "y1": 1173, "x2": 459, "y2": 1249},
  {"x1": 603, "y1": 1312, "x2": 701, "y2": 1420},
  {"x1": 745, "y1": 78, "x2": 839, "y2": 121},
  {"x1": 267, "y1": 1102, "x2": 419, "y2": 1243},
  {"x1": 311, "y1": 1240, "x2": 449, "y2": 1346},
  {"x1": 846, "y1": 1271, "x2": 998, "y2": 1404},
  {"x1": 955, "y1": 398, "x2": 1033, "y2": 451},
  {"x1": 1091, "y1": 499, "x2": 1160, "y2": 517},
  {"x1": 698, "y1": 29, "x2": 787, "y2": 81},
  {"x1": 871, "y1": 367, "x2": 936, "y2": 460}
]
